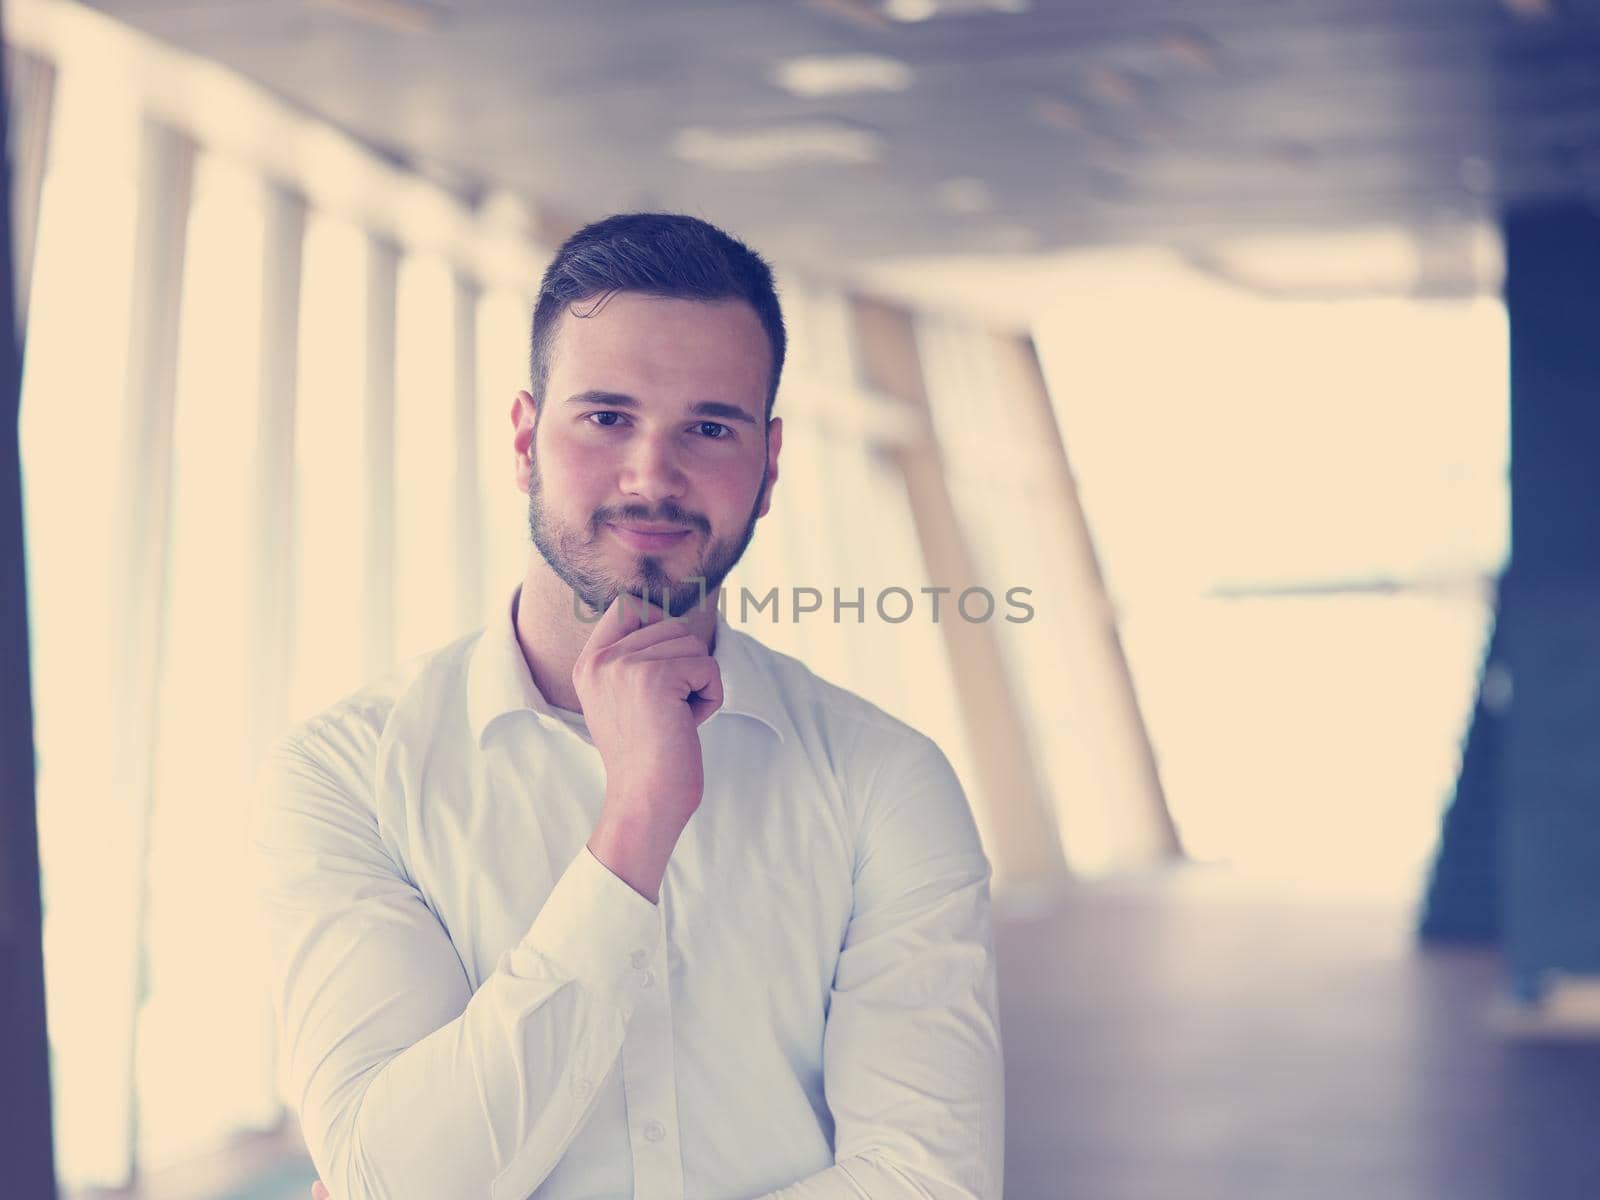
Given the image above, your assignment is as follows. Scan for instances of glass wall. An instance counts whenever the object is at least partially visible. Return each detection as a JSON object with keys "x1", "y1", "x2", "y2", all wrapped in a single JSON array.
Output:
[{"x1": 1034, "y1": 252, "x2": 1508, "y2": 898}]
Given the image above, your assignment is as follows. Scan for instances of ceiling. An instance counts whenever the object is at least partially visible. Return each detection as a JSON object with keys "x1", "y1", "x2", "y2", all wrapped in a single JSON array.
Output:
[{"x1": 76, "y1": 0, "x2": 1600, "y2": 273}]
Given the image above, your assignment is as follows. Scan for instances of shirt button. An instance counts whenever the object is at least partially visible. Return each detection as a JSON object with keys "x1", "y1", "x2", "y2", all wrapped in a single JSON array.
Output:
[
  {"x1": 630, "y1": 949, "x2": 648, "y2": 969},
  {"x1": 639, "y1": 970, "x2": 655, "y2": 989},
  {"x1": 643, "y1": 1119, "x2": 666, "y2": 1142},
  {"x1": 573, "y1": 1076, "x2": 593, "y2": 1099}
]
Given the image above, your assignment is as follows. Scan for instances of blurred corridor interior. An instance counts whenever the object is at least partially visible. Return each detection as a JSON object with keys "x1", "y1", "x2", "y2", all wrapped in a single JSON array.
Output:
[{"x1": 5, "y1": 0, "x2": 1600, "y2": 1196}]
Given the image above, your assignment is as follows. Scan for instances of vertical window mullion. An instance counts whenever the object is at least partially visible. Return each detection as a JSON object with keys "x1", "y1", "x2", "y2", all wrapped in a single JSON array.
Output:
[
  {"x1": 452, "y1": 270, "x2": 483, "y2": 631},
  {"x1": 364, "y1": 235, "x2": 399, "y2": 678},
  {"x1": 251, "y1": 182, "x2": 306, "y2": 767},
  {"x1": 3, "y1": 44, "x2": 56, "y2": 340}
]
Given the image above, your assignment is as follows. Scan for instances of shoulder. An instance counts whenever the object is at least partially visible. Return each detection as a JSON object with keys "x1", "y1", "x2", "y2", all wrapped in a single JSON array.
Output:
[
  {"x1": 257, "y1": 630, "x2": 481, "y2": 812},
  {"x1": 731, "y1": 630, "x2": 990, "y2": 891},
  {"x1": 722, "y1": 625, "x2": 956, "y2": 787}
]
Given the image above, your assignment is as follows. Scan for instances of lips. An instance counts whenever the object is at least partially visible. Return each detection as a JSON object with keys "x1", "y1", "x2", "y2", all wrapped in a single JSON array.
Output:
[{"x1": 607, "y1": 522, "x2": 693, "y2": 551}]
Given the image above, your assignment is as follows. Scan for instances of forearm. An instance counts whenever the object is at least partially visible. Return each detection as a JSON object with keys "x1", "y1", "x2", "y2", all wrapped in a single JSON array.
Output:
[
  {"x1": 267, "y1": 846, "x2": 662, "y2": 1200},
  {"x1": 587, "y1": 803, "x2": 687, "y2": 905},
  {"x1": 318, "y1": 957, "x2": 626, "y2": 1200}
]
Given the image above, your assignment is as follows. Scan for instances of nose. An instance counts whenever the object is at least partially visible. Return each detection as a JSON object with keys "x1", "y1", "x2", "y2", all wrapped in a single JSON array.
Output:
[{"x1": 619, "y1": 431, "x2": 687, "y2": 504}]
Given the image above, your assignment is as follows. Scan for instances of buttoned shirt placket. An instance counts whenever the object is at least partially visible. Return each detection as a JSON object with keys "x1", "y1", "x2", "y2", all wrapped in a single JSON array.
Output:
[
  {"x1": 620, "y1": 898, "x2": 683, "y2": 1200},
  {"x1": 549, "y1": 713, "x2": 686, "y2": 1200}
]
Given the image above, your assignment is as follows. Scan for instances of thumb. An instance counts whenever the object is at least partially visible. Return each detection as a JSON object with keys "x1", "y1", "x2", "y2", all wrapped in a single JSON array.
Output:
[{"x1": 312, "y1": 1182, "x2": 331, "y2": 1200}]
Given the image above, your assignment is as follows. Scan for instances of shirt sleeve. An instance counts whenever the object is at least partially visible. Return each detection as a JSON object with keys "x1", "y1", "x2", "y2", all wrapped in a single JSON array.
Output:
[
  {"x1": 751, "y1": 729, "x2": 1006, "y2": 1200},
  {"x1": 249, "y1": 725, "x2": 663, "y2": 1200}
]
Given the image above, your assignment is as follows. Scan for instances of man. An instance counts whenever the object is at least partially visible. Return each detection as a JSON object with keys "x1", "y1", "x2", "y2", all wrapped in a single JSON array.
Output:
[{"x1": 253, "y1": 213, "x2": 1004, "y2": 1200}]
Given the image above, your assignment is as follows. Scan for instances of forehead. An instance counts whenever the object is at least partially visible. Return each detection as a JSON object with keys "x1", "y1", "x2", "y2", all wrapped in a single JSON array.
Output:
[{"x1": 546, "y1": 292, "x2": 770, "y2": 405}]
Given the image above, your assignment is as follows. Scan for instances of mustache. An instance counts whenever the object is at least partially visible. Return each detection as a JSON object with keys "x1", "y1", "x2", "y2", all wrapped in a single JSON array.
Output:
[{"x1": 590, "y1": 503, "x2": 711, "y2": 536}]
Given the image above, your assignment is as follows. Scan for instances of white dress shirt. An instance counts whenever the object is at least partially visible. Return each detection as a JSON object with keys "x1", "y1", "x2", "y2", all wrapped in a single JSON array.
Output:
[{"x1": 250, "y1": 583, "x2": 1005, "y2": 1200}]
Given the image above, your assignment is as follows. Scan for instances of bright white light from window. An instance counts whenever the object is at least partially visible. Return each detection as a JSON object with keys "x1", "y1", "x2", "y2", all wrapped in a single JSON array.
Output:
[
  {"x1": 671, "y1": 123, "x2": 882, "y2": 170},
  {"x1": 773, "y1": 53, "x2": 914, "y2": 98},
  {"x1": 883, "y1": 0, "x2": 1029, "y2": 21},
  {"x1": 1031, "y1": 243, "x2": 1509, "y2": 897},
  {"x1": 1118, "y1": 590, "x2": 1493, "y2": 898},
  {"x1": 290, "y1": 214, "x2": 369, "y2": 722},
  {"x1": 1204, "y1": 227, "x2": 1423, "y2": 294},
  {"x1": 477, "y1": 288, "x2": 535, "y2": 604},
  {"x1": 394, "y1": 252, "x2": 459, "y2": 659},
  {"x1": 137, "y1": 151, "x2": 280, "y2": 1169},
  {"x1": 21, "y1": 54, "x2": 141, "y2": 1193}
]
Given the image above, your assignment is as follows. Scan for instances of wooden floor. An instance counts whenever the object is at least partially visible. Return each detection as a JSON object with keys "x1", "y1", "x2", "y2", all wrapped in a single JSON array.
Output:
[{"x1": 994, "y1": 868, "x2": 1600, "y2": 1200}]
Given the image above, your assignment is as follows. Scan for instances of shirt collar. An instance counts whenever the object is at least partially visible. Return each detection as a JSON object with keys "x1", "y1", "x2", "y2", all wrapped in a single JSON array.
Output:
[{"x1": 468, "y1": 582, "x2": 788, "y2": 747}]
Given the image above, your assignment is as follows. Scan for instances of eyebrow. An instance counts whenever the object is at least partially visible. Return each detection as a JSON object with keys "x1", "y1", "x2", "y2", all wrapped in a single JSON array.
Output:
[{"x1": 564, "y1": 389, "x2": 760, "y2": 426}]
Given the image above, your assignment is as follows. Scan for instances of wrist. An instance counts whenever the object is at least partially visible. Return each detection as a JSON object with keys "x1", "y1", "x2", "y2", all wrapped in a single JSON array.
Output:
[{"x1": 588, "y1": 807, "x2": 683, "y2": 904}]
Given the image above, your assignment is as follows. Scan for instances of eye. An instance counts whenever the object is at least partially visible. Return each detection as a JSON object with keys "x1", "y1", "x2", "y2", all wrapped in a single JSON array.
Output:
[
  {"x1": 585, "y1": 411, "x2": 628, "y2": 428},
  {"x1": 695, "y1": 422, "x2": 732, "y2": 439}
]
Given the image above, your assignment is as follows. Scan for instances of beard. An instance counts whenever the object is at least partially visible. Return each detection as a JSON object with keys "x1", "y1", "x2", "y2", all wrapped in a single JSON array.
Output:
[{"x1": 527, "y1": 443, "x2": 767, "y2": 619}]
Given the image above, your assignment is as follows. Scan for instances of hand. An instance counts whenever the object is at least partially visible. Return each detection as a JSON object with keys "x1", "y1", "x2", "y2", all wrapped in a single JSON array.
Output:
[
  {"x1": 310, "y1": 1182, "x2": 330, "y2": 1200},
  {"x1": 576, "y1": 590, "x2": 723, "y2": 902}
]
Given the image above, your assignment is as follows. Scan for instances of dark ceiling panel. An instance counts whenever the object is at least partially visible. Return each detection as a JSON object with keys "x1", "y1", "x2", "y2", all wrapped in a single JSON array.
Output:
[{"x1": 77, "y1": 0, "x2": 1600, "y2": 267}]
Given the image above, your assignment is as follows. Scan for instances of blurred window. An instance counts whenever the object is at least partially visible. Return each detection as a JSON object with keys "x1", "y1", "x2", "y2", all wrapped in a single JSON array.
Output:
[{"x1": 1035, "y1": 258, "x2": 1508, "y2": 896}]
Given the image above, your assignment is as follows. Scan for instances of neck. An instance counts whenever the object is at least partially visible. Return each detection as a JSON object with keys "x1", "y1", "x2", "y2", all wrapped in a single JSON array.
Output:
[{"x1": 514, "y1": 555, "x2": 721, "y2": 711}]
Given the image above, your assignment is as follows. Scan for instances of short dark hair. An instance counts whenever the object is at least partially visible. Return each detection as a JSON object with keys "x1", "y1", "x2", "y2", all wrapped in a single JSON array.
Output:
[{"x1": 528, "y1": 212, "x2": 787, "y2": 419}]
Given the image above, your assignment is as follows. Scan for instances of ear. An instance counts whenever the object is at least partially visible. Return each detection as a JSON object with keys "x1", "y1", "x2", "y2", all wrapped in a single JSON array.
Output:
[
  {"x1": 756, "y1": 416, "x2": 782, "y2": 519},
  {"x1": 513, "y1": 390, "x2": 538, "y2": 493}
]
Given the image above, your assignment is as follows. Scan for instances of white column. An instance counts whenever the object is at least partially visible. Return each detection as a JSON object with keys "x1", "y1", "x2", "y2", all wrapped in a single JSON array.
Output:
[
  {"x1": 364, "y1": 235, "x2": 399, "y2": 678},
  {"x1": 453, "y1": 270, "x2": 483, "y2": 629},
  {"x1": 848, "y1": 294, "x2": 1069, "y2": 890},
  {"x1": 249, "y1": 182, "x2": 306, "y2": 765},
  {"x1": 245, "y1": 183, "x2": 307, "y2": 1131},
  {"x1": 993, "y1": 332, "x2": 1183, "y2": 867},
  {"x1": 108, "y1": 116, "x2": 195, "y2": 1184}
]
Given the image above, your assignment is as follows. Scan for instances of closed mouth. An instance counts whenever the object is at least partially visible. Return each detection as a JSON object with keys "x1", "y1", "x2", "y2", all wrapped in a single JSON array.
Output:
[
  {"x1": 612, "y1": 523, "x2": 692, "y2": 535},
  {"x1": 606, "y1": 522, "x2": 695, "y2": 549}
]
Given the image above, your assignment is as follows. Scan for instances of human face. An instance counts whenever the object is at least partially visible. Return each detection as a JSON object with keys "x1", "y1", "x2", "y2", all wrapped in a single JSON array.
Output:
[{"x1": 514, "y1": 292, "x2": 782, "y2": 618}]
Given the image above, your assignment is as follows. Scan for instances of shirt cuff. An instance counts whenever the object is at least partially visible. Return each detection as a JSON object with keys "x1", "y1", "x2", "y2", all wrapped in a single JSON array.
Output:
[{"x1": 515, "y1": 846, "x2": 665, "y2": 1015}]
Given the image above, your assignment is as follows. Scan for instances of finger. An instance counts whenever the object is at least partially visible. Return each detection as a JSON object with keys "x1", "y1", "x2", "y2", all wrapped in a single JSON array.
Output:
[
  {"x1": 603, "y1": 615, "x2": 698, "y2": 658},
  {"x1": 686, "y1": 658, "x2": 724, "y2": 726},
  {"x1": 623, "y1": 634, "x2": 712, "y2": 663},
  {"x1": 584, "y1": 590, "x2": 670, "y2": 656},
  {"x1": 311, "y1": 1183, "x2": 330, "y2": 1200},
  {"x1": 647, "y1": 656, "x2": 723, "y2": 725}
]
